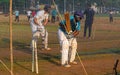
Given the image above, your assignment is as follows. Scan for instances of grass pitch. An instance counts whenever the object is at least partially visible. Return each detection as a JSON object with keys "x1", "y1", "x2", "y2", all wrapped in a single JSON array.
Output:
[{"x1": 0, "y1": 15, "x2": 120, "y2": 75}]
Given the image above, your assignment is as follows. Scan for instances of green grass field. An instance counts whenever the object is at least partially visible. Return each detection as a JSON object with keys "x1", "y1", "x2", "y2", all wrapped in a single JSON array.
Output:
[{"x1": 0, "y1": 15, "x2": 120, "y2": 75}]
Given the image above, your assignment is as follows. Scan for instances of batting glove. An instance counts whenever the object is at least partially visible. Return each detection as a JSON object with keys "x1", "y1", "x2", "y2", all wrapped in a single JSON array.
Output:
[{"x1": 66, "y1": 34, "x2": 74, "y2": 39}]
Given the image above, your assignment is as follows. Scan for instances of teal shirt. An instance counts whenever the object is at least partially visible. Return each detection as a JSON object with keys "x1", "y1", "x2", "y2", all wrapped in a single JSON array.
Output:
[
  {"x1": 51, "y1": 9, "x2": 57, "y2": 16},
  {"x1": 59, "y1": 16, "x2": 81, "y2": 34},
  {"x1": 15, "y1": 10, "x2": 19, "y2": 16}
]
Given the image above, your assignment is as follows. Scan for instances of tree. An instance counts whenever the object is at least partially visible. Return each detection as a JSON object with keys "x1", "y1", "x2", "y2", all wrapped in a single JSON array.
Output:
[
  {"x1": 0, "y1": 0, "x2": 9, "y2": 3},
  {"x1": 0, "y1": 0, "x2": 9, "y2": 13}
]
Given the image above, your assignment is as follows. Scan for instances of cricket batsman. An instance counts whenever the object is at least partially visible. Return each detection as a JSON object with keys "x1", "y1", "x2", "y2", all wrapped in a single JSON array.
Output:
[
  {"x1": 30, "y1": 4, "x2": 51, "y2": 50},
  {"x1": 58, "y1": 11, "x2": 84, "y2": 67}
]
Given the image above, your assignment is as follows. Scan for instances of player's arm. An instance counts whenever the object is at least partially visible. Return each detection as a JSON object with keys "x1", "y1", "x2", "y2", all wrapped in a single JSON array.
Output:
[
  {"x1": 43, "y1": 14, "x2": 49, "y2": 26},
  {"x1": 72, "y1": 30, "x2": 79, "y2": 37},
  {"x1": 43, "y1": 18, "x2": 49, "y2": 26},
  {"x1": 33, "y1": 17, "x2": 39, "y2": 25},
  {"x1": 59, "y1": 20, "x2": 66, "y2": 27},
  {"x1": 72, "y1": 22, "x2": 80, "y2": 37}
]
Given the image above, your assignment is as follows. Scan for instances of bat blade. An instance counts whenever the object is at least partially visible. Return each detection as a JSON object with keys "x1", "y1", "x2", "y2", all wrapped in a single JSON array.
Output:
[{"x1": 64, "y1": 12, "x2": 71, "y2": 34}]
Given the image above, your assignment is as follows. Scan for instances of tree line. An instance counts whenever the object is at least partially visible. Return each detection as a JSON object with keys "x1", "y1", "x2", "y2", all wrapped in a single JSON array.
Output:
[{"x1": 0, "y1": 0, "x2": 120, "y2": 13}]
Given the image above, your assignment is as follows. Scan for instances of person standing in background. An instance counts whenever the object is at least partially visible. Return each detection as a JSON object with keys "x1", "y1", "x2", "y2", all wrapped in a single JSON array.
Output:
[
  {"x1": 109, "y1": 10, "x2": 114, "y2": 23},
  {"x1": 32, "y1": 10, "x2": 36, "y2": 17},
  {"x1": 84, "y1": 4, "x2": 95, "y2": 38},
  {"x1": 26, "y1": 9, "x2": 32, "y2": 21},
  {"x1": 14, "y1": 9, "x2": 20, "y2": 22},
  {"x1": 51, "y1": 8, "x2": 57, "y2": 23}
]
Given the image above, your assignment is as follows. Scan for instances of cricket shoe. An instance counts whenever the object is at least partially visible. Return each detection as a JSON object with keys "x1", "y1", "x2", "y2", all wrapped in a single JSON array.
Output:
[
  {"x1": 70, "y1": 61, "x2": 78, "y2": 65},
  {"x1": 64, "y1": 64, "x2": 71, "y2": 68},
  {"x1": 41, "y1": 48, "x2": 51, "y2": 51},
  {"x1": 45, "y1": 48, "x2": 51, "y2": 50},
  {"x1": 62, "y1": 64, "x2": 71, "y2": 68}
]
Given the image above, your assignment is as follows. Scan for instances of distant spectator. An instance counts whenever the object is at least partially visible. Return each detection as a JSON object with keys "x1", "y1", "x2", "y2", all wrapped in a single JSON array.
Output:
[
  {"x1": 51, "y1": 8, "x2": 57, "y2": 23},
  {"x1": 26, "y1": 9, "x2": 32, "y2": 21},
  {"x1": 32, "y1": 10, "x2": 36, "y2": 17},
  {"x1": 84, "y1": 4, "x2": 95, "y2": 38},
  {"x1": 109, "y1": 10, "x2": 114, "y2": 23},
  {"x1": 14, "y1": 9, "x2": 19, "y2": 22}
]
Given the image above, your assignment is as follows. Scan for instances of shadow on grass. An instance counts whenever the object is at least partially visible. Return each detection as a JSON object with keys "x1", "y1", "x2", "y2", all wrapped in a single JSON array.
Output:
[
  {"x1": 104, "y1": 73, "x2": 113, "y2": 75},
  {"x1": 13, "y1": 40, "x2": 31, "y2": 54},
  {"x1": 2, "y1": 58, "x2": 32, "y2": 72},
  {"x1": 14, "y1": 61, "x2": 32, "y2": 72},
  {"x1": 1, "y1": 38, "x2": 10, "y2": 48},
  {"x1": 12, "y1": 39, "x2": 61, "y2": 66},
  {"x1": 1, "y1": 38, "x2": 31, "y2": 54},
  {"x1": 1, "y1": 38, "x2": 120, "y2": 71},
  {"x1": 104, "y1": 72, "x2": 120, "y2": 75},
  {"x1": 1, "y1": 38, "x2": 61, "y2": 68},
  {"x1": 79, "y1": 48, "x2": 120, "y2": 56},
  {"x1": 38, "y1": 52, "x2": 61, "y2": 66}
]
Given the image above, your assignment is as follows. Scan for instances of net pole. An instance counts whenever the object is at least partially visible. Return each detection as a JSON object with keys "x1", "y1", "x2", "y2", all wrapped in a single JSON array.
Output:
[{"x1": 9, "y1": 0, "x2": 14, "y2": 75}]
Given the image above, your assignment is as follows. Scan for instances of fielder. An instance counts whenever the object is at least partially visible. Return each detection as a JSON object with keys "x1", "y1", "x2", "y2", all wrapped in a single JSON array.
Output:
[
  {"x1": 30, "y1": 4, "x2": 51, "y2": 50},
  {"x1": 58, "y1": 11, "x2": 84, "y2": 67}
]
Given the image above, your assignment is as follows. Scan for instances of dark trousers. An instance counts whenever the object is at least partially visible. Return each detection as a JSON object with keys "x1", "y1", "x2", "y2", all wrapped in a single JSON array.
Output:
[
  {"x1": 110, "y1": 17, "x2": 113, "y2": 22},
  {"x1": 51, "y1": 16, "x2": 56, "y2": 23},
  {"x1": 15, "y1": 16, "x2": 19, "y2": 22},
  {"x1": 27, "y1": 16, "x2": 31, "y2": 21},
  {"x1": 84, "y1": 23, "x2": 92, "y2": 37}
]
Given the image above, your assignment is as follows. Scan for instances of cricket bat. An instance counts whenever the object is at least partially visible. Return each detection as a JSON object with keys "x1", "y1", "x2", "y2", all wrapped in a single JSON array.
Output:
[{"x1": 64, "y1": 12, "x2": 72, "y2": 34}]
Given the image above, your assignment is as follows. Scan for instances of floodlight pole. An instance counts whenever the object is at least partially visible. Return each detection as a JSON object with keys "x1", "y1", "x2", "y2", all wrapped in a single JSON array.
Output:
[{"x1": 9, "y1": 0, "x2": 14, "y2": 75}]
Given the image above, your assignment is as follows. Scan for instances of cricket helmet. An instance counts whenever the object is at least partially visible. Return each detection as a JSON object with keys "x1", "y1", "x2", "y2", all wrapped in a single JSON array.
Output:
[
  {"x1": 74, "y1": 11, "x2": 84, "y2": 19},
  {"x1": 44, "y1": 4, "x2": 51, "y2": 12}
]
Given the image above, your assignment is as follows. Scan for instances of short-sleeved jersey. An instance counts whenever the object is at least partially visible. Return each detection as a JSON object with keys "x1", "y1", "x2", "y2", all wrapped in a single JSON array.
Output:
[
  {"x1": 15, "y1": 10, "x2": 19, "y2": 16},
  {"x1": 33, "y1": 10, "x2": 49, "y2": 25},
  {"x1": 59, "y1": 16, "x2": 81, "y2": 34},
  {"x1": 51, "y1": 9, "x2": 57, "y2": 16},
  {"x1": 27, "y1": 11, "x2": 32, "y2": 16},
  {"x1": 109, "y1": 11, "x2": 113, "y2": 17}
]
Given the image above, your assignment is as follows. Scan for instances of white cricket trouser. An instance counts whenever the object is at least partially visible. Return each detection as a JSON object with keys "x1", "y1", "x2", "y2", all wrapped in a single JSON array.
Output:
[
  {"x1": 57, "y1": 29, "x2": 77, "y2": 65},
  {"x1": 30, "y1": 21, "x2": 48, "y2": 49}
]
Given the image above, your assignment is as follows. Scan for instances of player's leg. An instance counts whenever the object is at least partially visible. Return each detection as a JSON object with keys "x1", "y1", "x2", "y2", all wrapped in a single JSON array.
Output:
[
  {"x1": 53, "y1": 16, "x2": 55, "y2": 23},
  {"x1": 30, "y1": 21, "x2": 39, "y2": 48},
  {"x1": 61, "y1": 40, "x2": 70, "y2": 67},
  {"x1": 84, "y1": 22, "x2": 88, "y2": 38},
  {"x1": 110, "y1": 17, "x2": 113, "y2": 23},
  {"x1": 58, "y1": 29, "x2": 70, "y2": 67},
  {"x1": 17, "y1": 16, "x2": 19, "y2": 22},
  {"x1": 15, "y1": 16, "x2": 17, "y2": 21},
  {"x1": 43, "y1": 30, "x2": 51, "y2": 50},
  {"x1": 69, "y1": 38, "x2": 77, "y2": 64},
  {"x1": 88, "y1": 24, "x2": 92, "y2": 38},
  {"x1": 30, "y1": 21, "x2": 39, "y2": 72},
  {"x1": 28, "y1": 16, "x2": 31, "y2": 21},
  {"x1": 27, "y1": 16, "x2": 29, "y2": 21},
  {"x1": 51, "y1": 16, "x2": 54, "y2": 23},
  {"x1": 39, "y1": 27, "x2": 50, "y2": 50}
]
